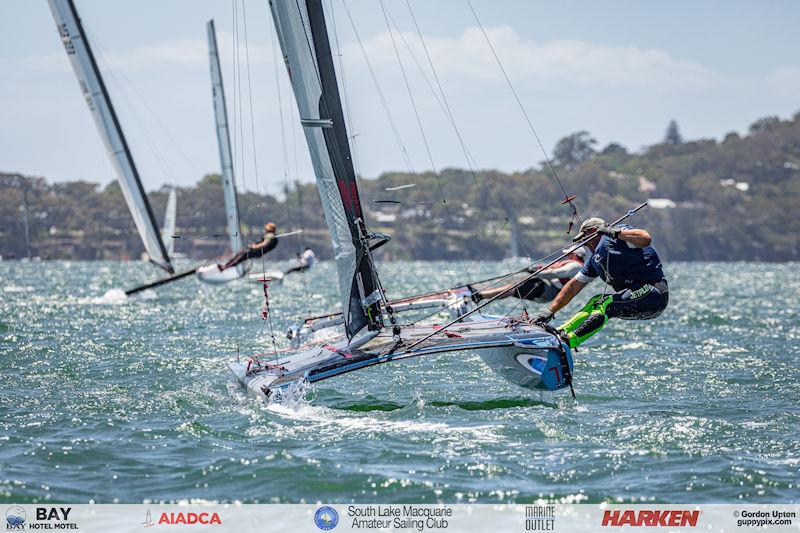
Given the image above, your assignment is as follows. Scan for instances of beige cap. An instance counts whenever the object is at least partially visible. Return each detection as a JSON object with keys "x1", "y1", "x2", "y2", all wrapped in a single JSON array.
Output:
[{"x1": 572, "y1": 217, "x2": 605, "y2": 242}]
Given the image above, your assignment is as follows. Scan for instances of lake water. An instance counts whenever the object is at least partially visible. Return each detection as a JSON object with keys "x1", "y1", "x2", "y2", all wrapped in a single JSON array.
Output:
[{"x1": 1, "y1": 260, "x2": 798, "y2": 503}]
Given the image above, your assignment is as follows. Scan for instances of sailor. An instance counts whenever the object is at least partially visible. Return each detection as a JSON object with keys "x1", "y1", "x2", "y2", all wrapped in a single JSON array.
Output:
[
  {"x1": 284, "y1": 247, "x2": 316, "y2": 275},
  {"x1": 218, "y1": 222, "x2": 279, "y2": 271},
  {"x1": 471, "y1": 244, "x2": 589, "y2": 303},
  {"x1": 531, "y1": 217, "x2": 668, "y2": 348}
]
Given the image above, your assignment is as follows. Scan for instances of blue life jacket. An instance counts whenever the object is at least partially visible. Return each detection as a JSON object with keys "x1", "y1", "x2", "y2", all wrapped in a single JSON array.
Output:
[{"x1": 578, "y1": 225, "x2": 665, "y2": 291}]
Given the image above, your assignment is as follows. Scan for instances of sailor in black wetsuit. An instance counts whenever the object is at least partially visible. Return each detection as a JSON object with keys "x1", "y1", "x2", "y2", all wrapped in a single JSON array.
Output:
[
  {"x1": 219, "y1": 222, "x2": 279, "y2": 271},
  {"x1": 531, "y1": 217, "x2": 669, "y2": 348}
]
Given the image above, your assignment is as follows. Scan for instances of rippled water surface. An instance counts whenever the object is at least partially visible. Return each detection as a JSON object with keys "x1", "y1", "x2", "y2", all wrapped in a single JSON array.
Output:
[{"x1": 1, "y1": 260, "x2": 798, "y2": 503}]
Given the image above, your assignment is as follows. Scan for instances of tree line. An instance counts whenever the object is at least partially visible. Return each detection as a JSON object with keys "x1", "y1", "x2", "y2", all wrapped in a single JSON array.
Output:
[{"x1": 1, "y1": 112, "x2": 798, "y2": 262}]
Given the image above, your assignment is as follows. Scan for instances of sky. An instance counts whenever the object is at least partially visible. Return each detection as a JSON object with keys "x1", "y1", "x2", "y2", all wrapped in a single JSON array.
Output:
[{"x1": 2, "y1": 0, "x2": 799, "y2": 197}]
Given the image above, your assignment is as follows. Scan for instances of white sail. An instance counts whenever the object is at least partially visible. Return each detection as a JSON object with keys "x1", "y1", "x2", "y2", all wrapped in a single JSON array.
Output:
[
  {"x1": 161, "y1": 187, "x2": 177, "y2": 257},
  {"x1": 269, "y1": 0, "x2": 383, "y2": 338},
  {"x1": 47, "y1": 0, "x2": 173, "y2": 273},
  {"x1": 207, "y1": 19, "x2": 242, "y2": 255}
]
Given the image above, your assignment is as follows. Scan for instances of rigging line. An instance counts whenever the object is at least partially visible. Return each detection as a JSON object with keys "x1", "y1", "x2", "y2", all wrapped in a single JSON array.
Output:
[
  {"x1": 464, "y1": 0, "x2": 581, "y2": 225},
  {"x1": 401, "y1": 0, "x2": 518, "y2": 282},
  {"x1": 83, "y1": 27, "x2": 200, "y2": 182},
  {"x1": 342, "y1": 0, "x2": 468, "y2": 295},
  {"x1": 230, "y1": 0, "x2": 244, "y2": 355},
  {"x1": 403, "y1": 0, "x2": 487, "y2": 200},
  {"x1": 233, "y1": 0, "x2": 258, "y2": 349},
  {"x1": 374, "y1": 0, "x2": 474, "y2": 287},
  {"x1": 240, "y1": 0, "x2": 280, "y2": 358},
  {"x1": 87, "y1": 38, "x2": 178, "y2": 186},
  {"x1": 267, "y1": 3, "x2": 312, "y2": 318},
  {"x1": 327, "y1": 0, "x2": 363, "y2": 184},
  {"x1": 340, "y1": 1, "x2": 418, "y2": 178},
  {"x1": 409, "y1": 202, "x2": 648, "y2": 348},
  {"x1": 383, "y1": 9, "x2": 535, "y2": 262}
]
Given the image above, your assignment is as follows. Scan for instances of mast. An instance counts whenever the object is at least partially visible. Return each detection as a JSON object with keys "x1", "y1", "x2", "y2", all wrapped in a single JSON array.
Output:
[
  {"x1": 269, "y1": 0, "x2": 384, "y2": 339},
  {"x1": 207, "y1": 19, "x2": 243, "y2": 256},
  {"x1": 47, "y1": 0, "x2": 174, "y2": 273},
  {"x1": 161, "y1": 187, "x2": 177, "y2": 257}
]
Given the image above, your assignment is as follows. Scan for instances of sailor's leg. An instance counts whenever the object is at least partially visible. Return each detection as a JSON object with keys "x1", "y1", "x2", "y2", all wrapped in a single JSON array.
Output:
[
  {"x1": 220, "y1": 249, "x2": 248, "y2": 270},
  {"x1": 565, "y1": 282, "x2": 669, "y2": 348},
  {"x1": 557, "y1": 294, "x2": 610, "y2": 333},
  {"x1": 560, "y1": 294, "x2": 613, "y2": 348}
]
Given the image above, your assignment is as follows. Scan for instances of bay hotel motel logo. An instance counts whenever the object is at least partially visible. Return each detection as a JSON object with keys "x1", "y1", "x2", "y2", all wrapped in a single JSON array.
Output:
[
  {"x1": 6, "y1": 507, "x2": 77, "y2": 530},
  {"x1": 6, "y1": 506, "x2": 26, "y2": 530}
]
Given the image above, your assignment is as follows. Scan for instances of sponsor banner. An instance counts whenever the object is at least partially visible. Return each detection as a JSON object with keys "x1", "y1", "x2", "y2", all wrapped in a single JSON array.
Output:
[{"x1": 2, "y1": 504, "x2": 798, "y2": 532}]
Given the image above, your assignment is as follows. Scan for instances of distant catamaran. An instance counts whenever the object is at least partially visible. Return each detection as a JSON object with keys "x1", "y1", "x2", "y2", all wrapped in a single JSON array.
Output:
[
  {"x1": 49, "y1": 2, "x2": 269, "y2": 292},
  {"x1": 195, "y1": 19, "x2": 248, "y2": 285},
  {"x1": 47, "y1": 0, "x2": 174, "y2": 275}
]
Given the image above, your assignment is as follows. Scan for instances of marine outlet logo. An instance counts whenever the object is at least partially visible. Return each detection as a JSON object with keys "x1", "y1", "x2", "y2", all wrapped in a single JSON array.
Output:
[{"x1": 6, "y1": 506, "x2": 26, "y2": 530}]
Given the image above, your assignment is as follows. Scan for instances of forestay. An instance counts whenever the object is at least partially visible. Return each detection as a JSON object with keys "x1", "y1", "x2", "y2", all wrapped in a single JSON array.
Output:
[
  {"x1": 269, "y1": 0, "x2": 382, "y2": 338},
  {"x1": 207, "y1": 19, "x2": 242, "y2": 255},
  {"x1": 47, "y1": 0, "x2": 173, "y2": 273}
]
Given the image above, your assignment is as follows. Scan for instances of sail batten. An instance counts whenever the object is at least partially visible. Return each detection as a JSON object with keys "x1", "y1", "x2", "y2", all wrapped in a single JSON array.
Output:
[
  {"x1": 207, "y1": 20, "x2": 243, "y2": 256},
  {"x1": 269, "y1": 0, "x2": 383, "y2": 338},
  {"x1": 47, "y1": 0, "x2": 173, "y2": 273}
]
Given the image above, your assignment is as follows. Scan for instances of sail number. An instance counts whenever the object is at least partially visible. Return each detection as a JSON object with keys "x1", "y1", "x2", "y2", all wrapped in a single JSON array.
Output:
[{"x1": 57, "y1": 23, "x2": 76, "y2": 55}]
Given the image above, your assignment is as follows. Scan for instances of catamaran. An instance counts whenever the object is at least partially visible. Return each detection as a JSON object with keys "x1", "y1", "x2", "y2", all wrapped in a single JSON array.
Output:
[
  {"x1": 47, "y1": 0, "x2": 175, "y2": 279},
  {"x1": 49, "y1": 3, "x2": 274, "y2": 293},
  {"x1": 229, "y1": 0, "x2": 578, "y2": 400},
  {"x1": 195, "y1": 19, "x2": 250, "y2": 285}
]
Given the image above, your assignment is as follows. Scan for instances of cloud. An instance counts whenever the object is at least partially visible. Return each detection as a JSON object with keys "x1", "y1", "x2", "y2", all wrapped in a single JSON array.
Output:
[
  {"x1": 350, "y1": 25, "x2": 718, "y2": 91},
  {"x1": 766, "y1": 66, "x2": 800, "y2": 93},
  {"x1": 27, "y1": 31, "x2": 277, "y2": 75}
]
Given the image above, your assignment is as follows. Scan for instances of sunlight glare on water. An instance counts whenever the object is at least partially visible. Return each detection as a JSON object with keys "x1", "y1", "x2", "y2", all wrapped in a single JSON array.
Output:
[{"x1": 0, "y1": 260, "x2": 798, "y2": 503}]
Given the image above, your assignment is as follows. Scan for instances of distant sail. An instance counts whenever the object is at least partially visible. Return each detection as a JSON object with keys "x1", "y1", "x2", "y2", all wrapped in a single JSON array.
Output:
[
  {"x1": 207, "y1": 19, "x2": 242, "y2": 255},
  {"x1": 269, "y1": 0, "x2": 382, "y2": 338},
  {"x1": 162, "y1": 188, "x2": 177, "y2": 257},
  {"x1": 47, "y1": 0, "x2": 173, "y2": 273}
]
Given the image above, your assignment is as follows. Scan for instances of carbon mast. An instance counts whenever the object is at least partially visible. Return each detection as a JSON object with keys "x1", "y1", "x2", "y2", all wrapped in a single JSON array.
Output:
[
  {"x1": 207, "y1": 19, "x2": 243, "y2": 257},
  {"x1": 47, "y1": 0, "x2": 174, "y2": 274},
  {"x1": 269, "y1": 0, "x2": 387, "y2": 339}
]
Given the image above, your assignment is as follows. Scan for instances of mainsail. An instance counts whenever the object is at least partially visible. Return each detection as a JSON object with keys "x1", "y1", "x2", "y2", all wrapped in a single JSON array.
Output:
[
  {"x1": 161, "y1": 187, "x2": 177, "y2": 257},
  {"x1": 207, "y1": 19, "x2": 243, "y2": 256},
  {"x1": 269, "y1": 0, "x2": 383, "y2": 338},
  {"x1": 47, "y1": 0, "x2": 174, "y2": 273}
]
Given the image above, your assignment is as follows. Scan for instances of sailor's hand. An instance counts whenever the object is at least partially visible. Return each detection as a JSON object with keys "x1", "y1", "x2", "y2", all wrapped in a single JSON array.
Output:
[
  {"x1": 596, "y1": 224, "x2": 619, "y2": 239},
  {"x1": 531, "y1": 311, "x2": 555, "y2": 325}
]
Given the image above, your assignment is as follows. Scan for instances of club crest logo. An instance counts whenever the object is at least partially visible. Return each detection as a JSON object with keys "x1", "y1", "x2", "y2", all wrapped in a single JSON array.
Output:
[{"x1": 314, "y1": 506, "x2": 338, "y2": 530}]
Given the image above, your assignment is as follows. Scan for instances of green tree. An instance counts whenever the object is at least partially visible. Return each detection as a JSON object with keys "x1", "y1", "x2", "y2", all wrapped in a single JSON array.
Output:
[
  {"x1": 664, "y1": 120, "x2": 683, "y2": 144},
  {"x1": 552, "y1": 131, "x2": 597, "y2": 168}
]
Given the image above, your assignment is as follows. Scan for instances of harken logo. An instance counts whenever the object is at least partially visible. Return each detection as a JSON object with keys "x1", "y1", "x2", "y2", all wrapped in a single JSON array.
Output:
[
  {"x1": 314, "y1": 506, "x2": 339, "y2": 530},
  {"x1": 602, "y1": 509, "x2": 700, "y2": 527},
  {"x1": 5, "y1": 506, "x2": 26, "y2": 530}
]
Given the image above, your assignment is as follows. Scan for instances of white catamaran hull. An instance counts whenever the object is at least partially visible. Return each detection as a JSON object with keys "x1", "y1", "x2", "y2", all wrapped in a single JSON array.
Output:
[
  {"x1": 229, "y1": 320, "x2": 573, "y2": 400},
  {"x1": 196, "y1": 264, "x2": 246, "y2": 285}
]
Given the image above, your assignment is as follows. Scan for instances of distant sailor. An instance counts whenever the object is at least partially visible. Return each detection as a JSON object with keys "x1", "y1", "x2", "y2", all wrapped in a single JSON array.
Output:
[
  {"x1": 218, "y1": 222, "x2": 278, "y2": 271},
  {"x1": 284, "y1": 247, "x2": 316, "y2": 275},
  {"x1": 532, "y1": 217, "x2": 668, "y2": 348},
  {"x1": 471, "y1": 244, "x2": 589, "y2": 303}
]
